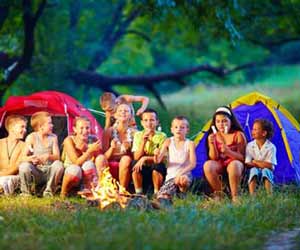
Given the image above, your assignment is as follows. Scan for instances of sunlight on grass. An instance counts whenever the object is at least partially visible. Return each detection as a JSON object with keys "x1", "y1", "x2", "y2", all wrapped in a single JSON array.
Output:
[{"x1": 1, "y1": 189, "x2": 300, "y2": 250}]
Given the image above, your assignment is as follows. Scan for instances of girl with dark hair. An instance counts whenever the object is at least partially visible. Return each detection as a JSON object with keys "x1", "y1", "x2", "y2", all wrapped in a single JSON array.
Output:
[{"x1": 203, "y1": 106, "x2": 247, "y2": 203}]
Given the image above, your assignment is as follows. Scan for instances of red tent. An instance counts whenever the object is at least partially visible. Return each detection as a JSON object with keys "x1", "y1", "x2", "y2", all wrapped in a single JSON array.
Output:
[{"x1": 0, "y1": 91, "x2": 103, "y2": 142}]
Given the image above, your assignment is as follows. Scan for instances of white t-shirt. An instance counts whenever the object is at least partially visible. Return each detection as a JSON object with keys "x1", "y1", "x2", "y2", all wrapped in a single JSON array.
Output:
[{"x1": 245, "y1": 139, "x2": 277, "y2": 170}]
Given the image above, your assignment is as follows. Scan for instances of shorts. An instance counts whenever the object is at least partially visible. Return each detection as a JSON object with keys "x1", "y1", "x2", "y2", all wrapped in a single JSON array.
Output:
[
  {"x1": 157, "y1": 175, "x2": 192, "y2": 198},
  {"x1": 131, "y1": 160, "x2": 166, "y2": 176},
  {"x1": 248, "y1": 167, "x2": 274, "y2": 185}
]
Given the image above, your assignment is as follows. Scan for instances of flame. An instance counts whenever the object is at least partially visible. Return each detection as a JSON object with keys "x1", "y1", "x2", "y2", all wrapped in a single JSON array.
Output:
[{"x1": 90, "y1": 167, "x2": 131, "y2": 209}]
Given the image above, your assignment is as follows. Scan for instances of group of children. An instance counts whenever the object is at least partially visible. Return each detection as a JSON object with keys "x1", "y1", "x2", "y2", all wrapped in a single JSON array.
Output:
[{"x1": 0, "y1": 92, "x2": 277, "y2": 203}]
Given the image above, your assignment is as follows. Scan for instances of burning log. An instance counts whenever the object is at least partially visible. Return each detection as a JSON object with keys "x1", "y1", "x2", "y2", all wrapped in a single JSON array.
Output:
[{"x1": 79, "y1": 167, "x2": 169, "y2": 211}]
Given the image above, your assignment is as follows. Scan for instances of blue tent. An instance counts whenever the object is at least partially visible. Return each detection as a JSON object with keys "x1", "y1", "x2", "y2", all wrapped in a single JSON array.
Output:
[{"x1": 193, "y1": 92, "x2": 300, "y2": 184}]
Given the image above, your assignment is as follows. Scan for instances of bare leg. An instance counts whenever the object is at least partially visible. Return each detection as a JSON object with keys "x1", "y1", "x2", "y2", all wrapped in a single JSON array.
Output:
[
  {"x1": 152, "y1": 170, "x2": 164, "y2": 193},
  {"x1": 176, "y1": 175, "x2": 190, "y2": 193},
  {"x1": 248, "y1": 177, "x2": 257, "y2": 195},
  {"x1": 60, "y1": 174, "x2": 80, "y2": 198},
  {"x1": 119, "y1": 155, "x2": 132, "y2": 190},
  {"x1": 132, "y1": 170, "x2": 143, "y2": 194},
  {"x1": 203, "y1": 160, "x2": 223, "y2": 192},
  {"x1": 227, "y1": 160, "x2": 244, "y2": 201},
  {"x1": 264, "y1": 179, "x2": 273, "y2": 194}
]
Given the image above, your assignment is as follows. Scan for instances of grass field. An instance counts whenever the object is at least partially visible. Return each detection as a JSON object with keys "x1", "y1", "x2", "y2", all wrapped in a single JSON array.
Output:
[{"x1": 1, "y1": 188, "x2": 300, "y2": 250}]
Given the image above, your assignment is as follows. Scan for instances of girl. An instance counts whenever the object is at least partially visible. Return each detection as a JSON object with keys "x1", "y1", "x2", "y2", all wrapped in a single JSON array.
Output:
[
  {"x1": 95, "y1": 103, "x2": 135, "y2": 190},
  {"x1": 203, "y1": 106, "x2": 246, "y2": 202},
  {"x1": 60, "y1": 116, "x2": 101, "y2": 198}
]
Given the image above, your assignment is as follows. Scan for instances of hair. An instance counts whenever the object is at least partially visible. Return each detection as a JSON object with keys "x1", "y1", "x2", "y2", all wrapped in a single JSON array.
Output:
[
  {"x1": 4, "y1": 115, "x2": 27, "y2": 131},
  {"x1": 74, "y1": 116, "x2": 90, "y2": 126},
  {"x1": 253, "y1": 119, "x2": 274, "y2": 139},
  {"x1": 172, "y1": 115, "x2": 190, "y2": 128},
  {"x1": 99, "y1": 92, "x2": 117, "y2": 111},
  {"x1": 141, "y1": 108, "x2": 158, "y2": 120},
  {"x1": 30, "y1": 111, "x2": 51, "y2": 131},
  {"x1": 210, "y1": 106, "x2": 244, "y2": 133}
]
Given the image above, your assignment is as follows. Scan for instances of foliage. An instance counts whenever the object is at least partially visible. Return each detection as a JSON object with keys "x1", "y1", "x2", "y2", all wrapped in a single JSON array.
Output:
[{"x1": 1, "y1": 0, "x2": 300, "y2": 106}]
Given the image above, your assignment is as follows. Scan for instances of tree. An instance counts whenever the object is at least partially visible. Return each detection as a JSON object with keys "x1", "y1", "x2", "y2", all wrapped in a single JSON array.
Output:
[{"x1": 1, "y1": 0, "x2": 300, "y2": 106}]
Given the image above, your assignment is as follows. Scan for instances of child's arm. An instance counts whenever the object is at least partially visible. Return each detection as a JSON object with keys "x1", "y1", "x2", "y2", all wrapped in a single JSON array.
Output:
[
  {"x1": 176, "y1": 141, "x2": 196, "y2": 176},
  {"x1": 207, "y1": 134, "x2": 219, "y2": 160},
  {"x1": 102, "y1": 128, "x2": 117, "y2": 160},
  {"x1": 104, "y1": 110, "x2": 114, "y2": 129},
  {"x1": 249, "y1": 160, "x2": 273, "y2": 169},
  {"x1": 21, "y1": 134, "x2": 40, "y2": 164},
  {"x1": 64, "y1": 137, "x2": 94, "y2": 166},
  {"x1": 153, "y1": 138, "x2": 170, "y2": 163},
  {"x1": 133, "y1": 132, "x2": 148, "y2": 161},
  {"x1": 222, "y1": 131, "x2": 246, "y2": 161},
  {"x1": 121, "y1": 95, "x2": 149, "y2": 116}
]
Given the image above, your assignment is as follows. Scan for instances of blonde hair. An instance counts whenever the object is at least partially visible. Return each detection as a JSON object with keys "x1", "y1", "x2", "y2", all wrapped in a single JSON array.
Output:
[
  {"x1": 172, "y1": 115, "x2": 190, "y2": 128},
  {"x1": 100, "y1": 92, "x2": 117, "y2": 111},
  {"x1": 4, "y1": 115, "x2": 27, "y2": 131},
  {"x1": 74, "y1": 116, "x2": 90, "y2": 126},
  {"x1": 30, "y1": 111, "x2": 51, "y2": 131}
]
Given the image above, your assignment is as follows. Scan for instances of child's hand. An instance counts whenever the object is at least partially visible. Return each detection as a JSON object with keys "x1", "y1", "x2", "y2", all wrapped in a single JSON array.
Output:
[
  {"x1": 132, "y1": 158, "x2": 145, "y2": 173},
  {"x1": 208, "y1": 134, "x2": 215, "y2": 145},
  {"x1": 29, "y1": 155, "x2": 39, "y2": 165},
  {"x1": 110, "y1": 139, "x2": 118, "y2": 149},
  {"x1": 136, "y1": 108, "x2": 143, "y2": 116},
  {"x1": 153, "y1": 148, "x2": 160, "y2": 156},
  {"x1": 143, "y1": 130, "x2": 151, "y2": 142},
  {"x1": 38, "y1": 154, "x2": 49, "y2": 164},
  {"x1": 88, "y1": 140, "x2": 102, "y2": 153}
]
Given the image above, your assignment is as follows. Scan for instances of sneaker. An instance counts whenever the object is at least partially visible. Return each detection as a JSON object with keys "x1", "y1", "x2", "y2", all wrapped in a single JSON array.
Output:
[
  {"x1": 43, "y1": 191, "x2": 54, "y2": 198},
  {"x1": 20, "y1": 193, "x2": 33, "y2": 198}
]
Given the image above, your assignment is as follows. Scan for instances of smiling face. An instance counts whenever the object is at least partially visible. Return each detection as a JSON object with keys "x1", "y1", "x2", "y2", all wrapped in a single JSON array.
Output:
[
  {"x1": 171, "y1": 118, "x2": 189, "y2": 139},
  {"x1": 10, "y1": 119, "x2": 27, "y2": 140},
  {"x1": 214, "y1": 114, "x2": 231, "y2": 134},
  {"x1": 114, "y1": 104, "x2": 131, "y2": 122},
  {"x1": 141, "y1": 112, "x2": 158, "y2": 132},
  {"x1": 251, "y1": 122, "x2": 267, "y2": 140},
  {"x1": 41, "y1": 116, "x2": 54, "y2": 134},
  {"x1": 73, "y1": 118, "x2": 91, "y2": 142}
]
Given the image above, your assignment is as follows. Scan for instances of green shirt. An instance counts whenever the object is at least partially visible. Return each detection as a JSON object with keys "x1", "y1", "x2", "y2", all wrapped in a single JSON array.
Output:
[{"x1": 132, "y1": 130, "x2": 166, "y2": 155}]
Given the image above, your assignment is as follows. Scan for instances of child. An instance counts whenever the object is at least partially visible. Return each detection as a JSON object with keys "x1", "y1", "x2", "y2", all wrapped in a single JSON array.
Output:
[
  {"x1": 19, "y1": 111, "x2": 64, "y2": 197},
  {"x1": 131, "y1": 109, "x2": 166, "y2": 195},
  {"x1": 246, "y1": 119, "x2": 277, "y2": 195},
  {"x1": 203, "y1": 106, "x2": 246, "y2": 202},
  {"x1": 95, "y1": 103, "x2": 135, "y2": 190},
  {"x1": 60, "y1": 116, "x2": 102, "y2": 198},
  {"x1": 100, "y1": 92, "x2": 149, "y2": 129},
  {"x1": 0, "y1": 115, "x2": 27, "y2": 195},
  {"x1": 154, "y1": 116, "x2": 196, "y2": 200}
]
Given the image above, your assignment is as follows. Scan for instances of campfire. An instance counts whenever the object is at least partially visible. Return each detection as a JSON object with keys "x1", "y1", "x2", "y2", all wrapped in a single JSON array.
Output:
[
  {"x1": 79, "y1": 167, "x2": 164, "y2": 210},
  {"x1": 89, "y1": 167, "x2": 131, "y2": 209}
]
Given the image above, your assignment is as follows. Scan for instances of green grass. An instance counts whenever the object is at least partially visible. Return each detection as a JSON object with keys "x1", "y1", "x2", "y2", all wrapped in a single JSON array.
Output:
[{"x1": 1, "y1": 189, "x2": 300, "y2": 250}]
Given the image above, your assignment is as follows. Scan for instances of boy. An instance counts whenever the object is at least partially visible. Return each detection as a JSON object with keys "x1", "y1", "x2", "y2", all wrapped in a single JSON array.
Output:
[
  {"x1": 0, "y1": 115, "x2": 27, "y2": 195},
  {"x1": 154, "y1": 116, "x2": 196, "y2": 201},
  {"x1": 131, "y1": 109, "x2": 166, "y2": 195},
  {"x1": 19, "y1": 111, "x2": 64, "y2": 197},
  {"x1": 100, "y1": 92, "x2": 149, "y2": 129},
  {"x1": 246, "y1": 119, "x2": 277, "y2": 195}
]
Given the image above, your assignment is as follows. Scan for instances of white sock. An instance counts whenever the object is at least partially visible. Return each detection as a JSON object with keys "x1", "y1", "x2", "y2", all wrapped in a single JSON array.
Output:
[{"x1": 135, "y1": 188, "x2": 143, "y2": 194}]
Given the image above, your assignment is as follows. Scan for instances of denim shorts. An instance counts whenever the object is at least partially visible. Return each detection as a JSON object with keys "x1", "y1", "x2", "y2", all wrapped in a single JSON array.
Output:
[{"x1": 248, "y1": 167, "x2": 274, "y2": 185}]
